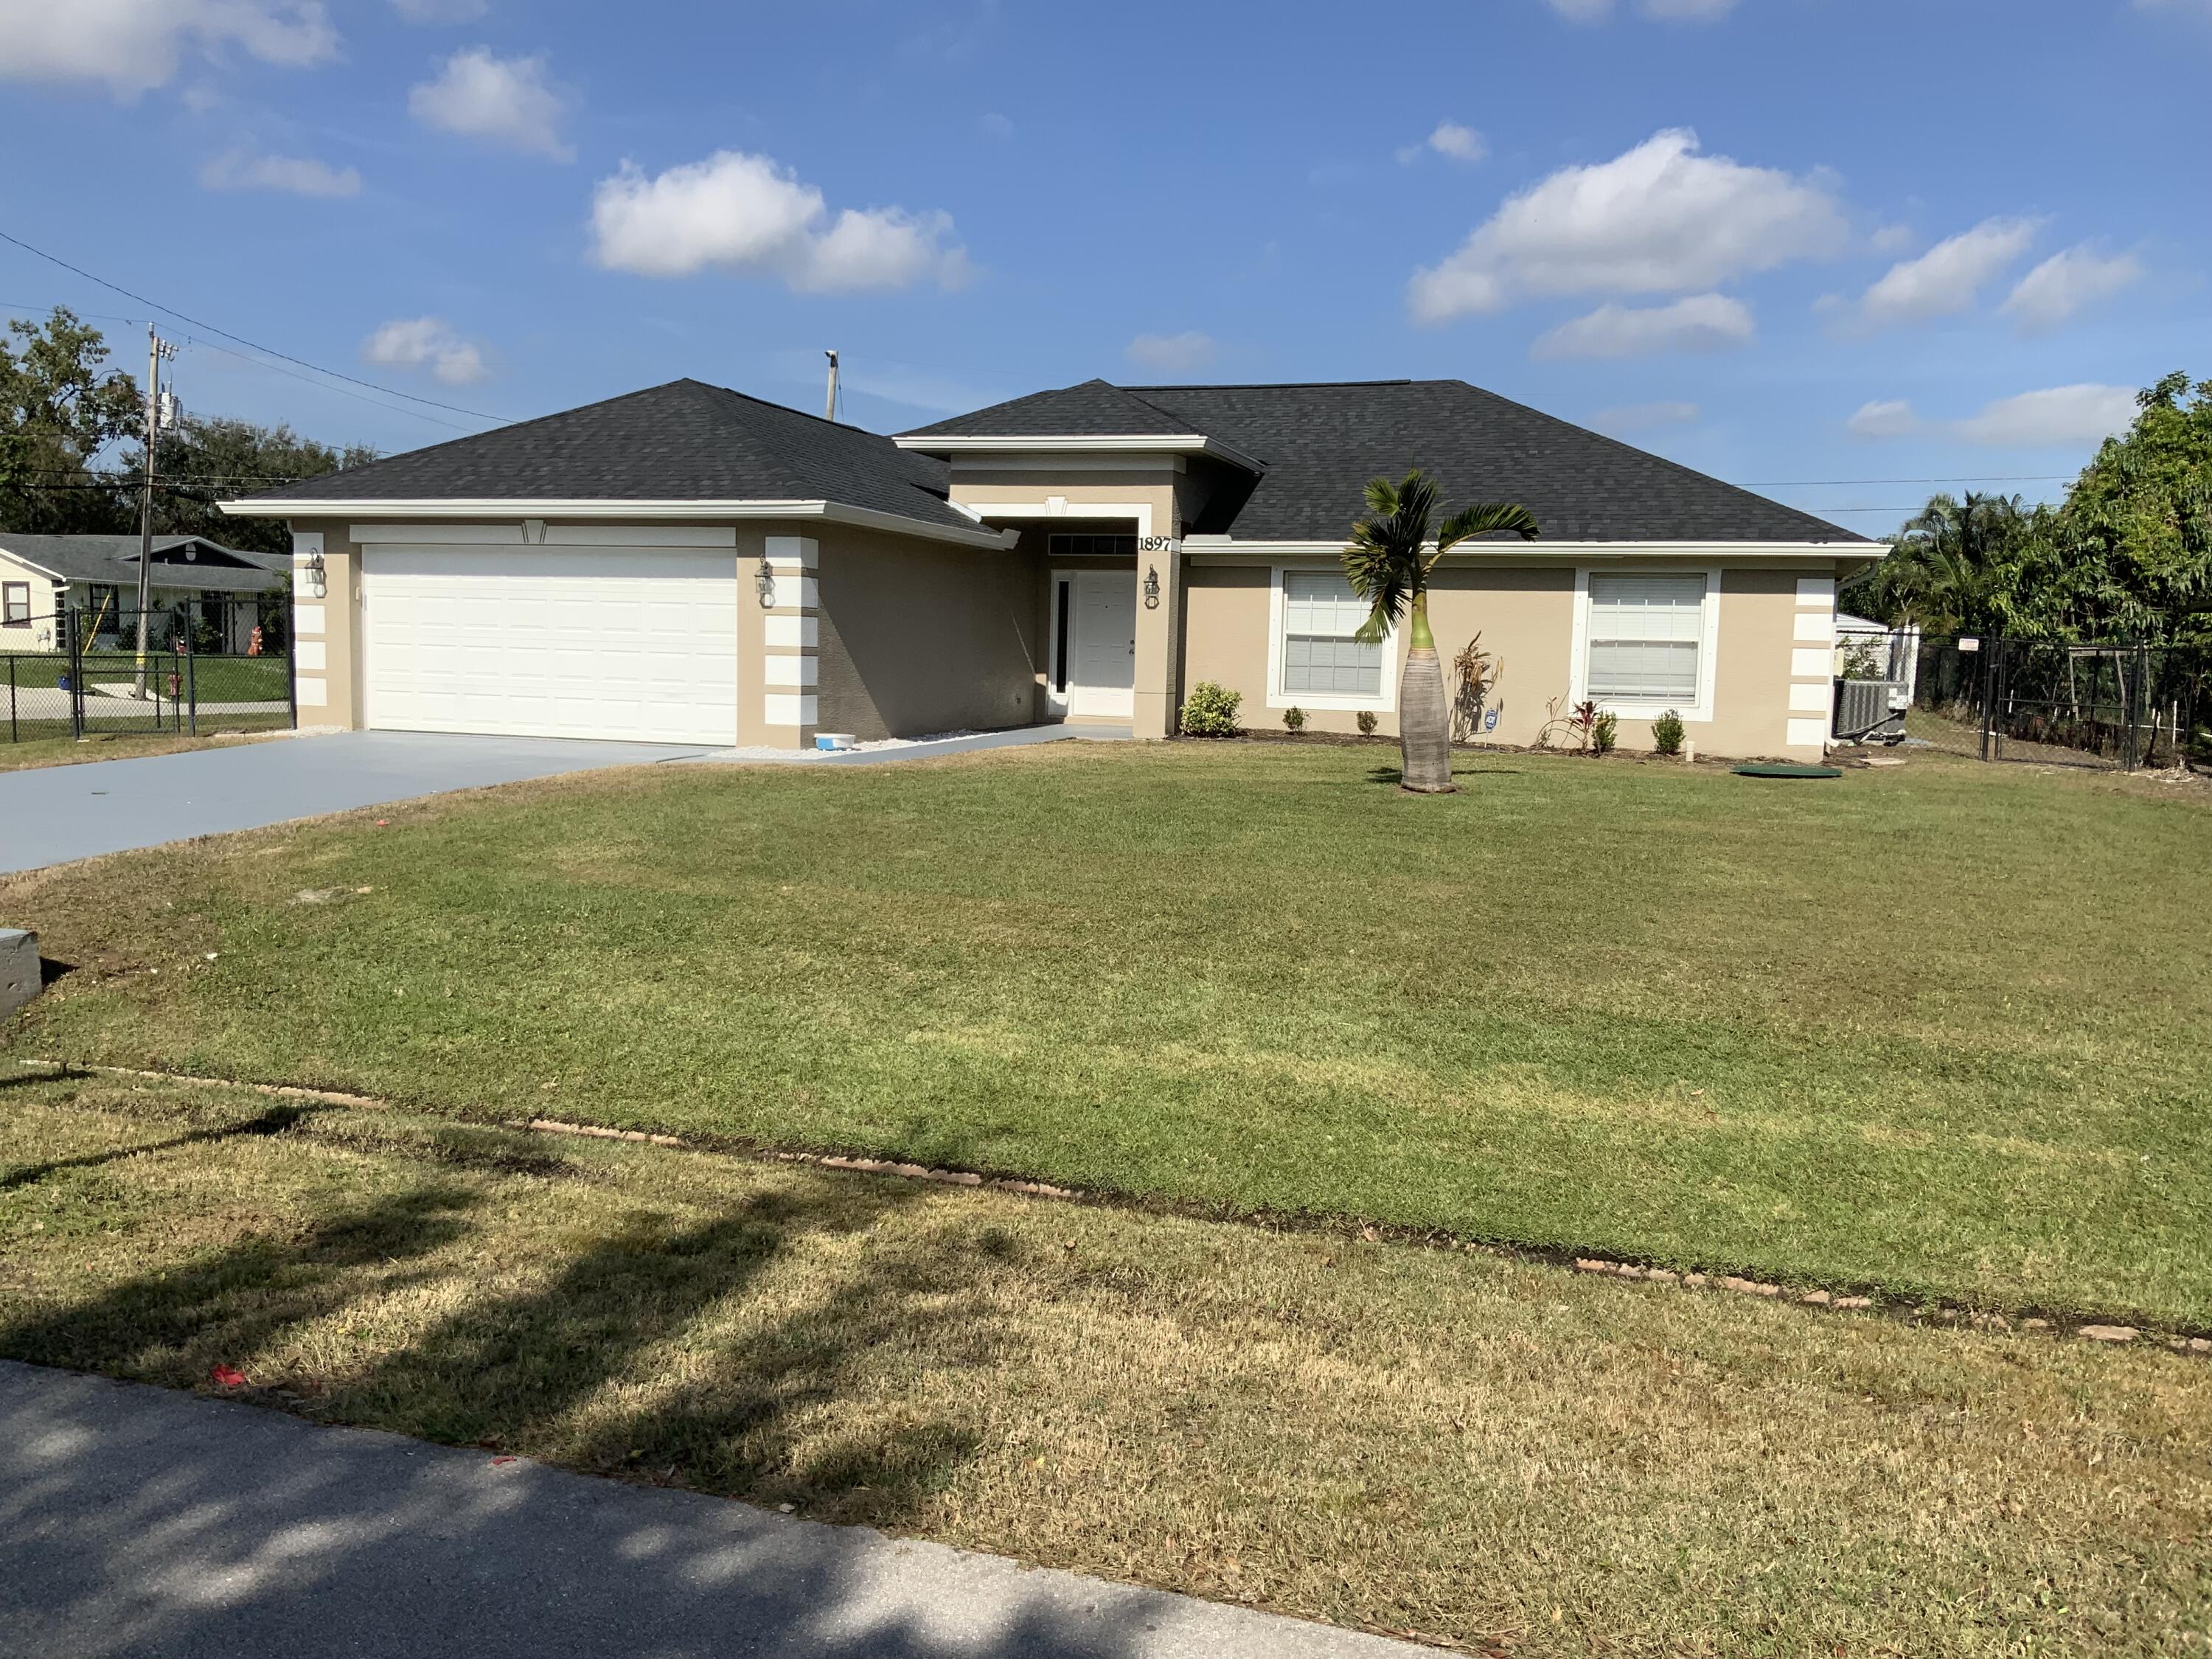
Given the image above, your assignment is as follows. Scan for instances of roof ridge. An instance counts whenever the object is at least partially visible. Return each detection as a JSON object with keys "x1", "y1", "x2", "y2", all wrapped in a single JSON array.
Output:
[{"x1": 1124, "y1": 378, "x2": 1419, "y2": 392}]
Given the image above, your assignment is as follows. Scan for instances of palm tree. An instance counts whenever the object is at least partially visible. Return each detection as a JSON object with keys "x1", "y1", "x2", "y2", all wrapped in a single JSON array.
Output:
[{"x1": 1343, "y1": 470, "x2": 1538, "y2": 793}]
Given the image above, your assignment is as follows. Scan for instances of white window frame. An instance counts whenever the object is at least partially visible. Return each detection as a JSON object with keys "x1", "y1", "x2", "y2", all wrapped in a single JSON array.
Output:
[
  {"x1": 1568, "y1": 565, "x2": 1722, "y2": 723},
  {"x1": 1266, "y1": 563, "x2": 1396, "y2": 713}
]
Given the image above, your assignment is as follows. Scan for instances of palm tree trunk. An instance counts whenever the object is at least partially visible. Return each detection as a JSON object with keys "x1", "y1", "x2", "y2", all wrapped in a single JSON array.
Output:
[{"x1": 1398, "y1": 591, "x2": 1455, "y2": 793}]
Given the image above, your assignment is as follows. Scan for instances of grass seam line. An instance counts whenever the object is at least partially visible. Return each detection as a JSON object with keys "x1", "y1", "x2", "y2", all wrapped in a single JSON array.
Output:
[{"x1": 13, "y1": 1057, "x2": 2208, "y2": 1357}]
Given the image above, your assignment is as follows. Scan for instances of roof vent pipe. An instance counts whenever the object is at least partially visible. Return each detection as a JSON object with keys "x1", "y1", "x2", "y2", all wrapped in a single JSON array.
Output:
[{"x1": 824, "y1": 349, "x2": 839, "y2": 422}]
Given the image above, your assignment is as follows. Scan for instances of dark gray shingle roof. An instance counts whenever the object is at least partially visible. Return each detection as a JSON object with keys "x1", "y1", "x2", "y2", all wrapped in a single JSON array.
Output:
[
  {"x1": 243, "y1": 379, "x2": 978, "y2": 536},
  {"x1": 904, "y1": 378, "x2": 1201, "y2": 439},
  {"x1": 0, "y1": 534, "x2": 282, "y2": 592},
  {"x1": 911, "y1": 378, "x2": 1867, "y2": 544}
]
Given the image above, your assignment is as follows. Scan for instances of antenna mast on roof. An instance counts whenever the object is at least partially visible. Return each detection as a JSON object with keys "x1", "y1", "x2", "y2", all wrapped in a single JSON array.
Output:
[{"x1": 824, "y1": 349, "x2": 839, "y2": 422}]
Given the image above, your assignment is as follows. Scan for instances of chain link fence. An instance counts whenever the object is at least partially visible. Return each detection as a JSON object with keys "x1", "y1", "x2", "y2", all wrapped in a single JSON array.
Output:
[
  {"x1": 2, "y1": 599, "x2": 295, "y2": 745},
  {"x1": 1911, "y1": 635, "x2": 2211, "y2": 772}
]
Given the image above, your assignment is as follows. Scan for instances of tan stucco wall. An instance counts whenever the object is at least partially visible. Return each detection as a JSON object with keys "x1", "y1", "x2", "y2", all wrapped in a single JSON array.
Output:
[
  {"x1": 1180, "y1": 559, "x2": 1840, "y2": 759},
  {"x1": 815, "y1": 524, "x2": 1037, "y2": 740}
]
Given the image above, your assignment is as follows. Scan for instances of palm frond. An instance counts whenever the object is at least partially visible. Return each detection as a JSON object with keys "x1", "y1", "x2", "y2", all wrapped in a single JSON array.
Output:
[
  {"x1": 1345, "y1": 470, "x2": 1436, "y2": 642},
  {"x1": 1432, "y1": 501, "x2": 1540, "y2": 568}
]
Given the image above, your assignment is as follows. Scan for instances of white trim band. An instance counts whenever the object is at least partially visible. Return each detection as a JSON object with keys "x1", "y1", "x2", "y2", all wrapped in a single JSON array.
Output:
[{"x1": 224, "y1": 498, "x2": 1017, "y2": 552}]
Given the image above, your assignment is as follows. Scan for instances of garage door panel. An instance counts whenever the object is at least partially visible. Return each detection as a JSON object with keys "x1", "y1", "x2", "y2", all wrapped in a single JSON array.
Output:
[{"x1": 363, "y1": 545, "x2": 739, "y2": 745}]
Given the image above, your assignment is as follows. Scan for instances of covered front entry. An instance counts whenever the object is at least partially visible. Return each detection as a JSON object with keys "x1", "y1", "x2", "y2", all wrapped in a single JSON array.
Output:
[
  {"x1": 361, "y1": 544, "x2": 739, "y2": 745},
  {"x1": 1050, "y1": 568, "x2": 1136, "y2": 720}
]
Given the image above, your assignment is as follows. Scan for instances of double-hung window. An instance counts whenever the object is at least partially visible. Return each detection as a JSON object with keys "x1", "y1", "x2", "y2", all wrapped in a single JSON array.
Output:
[
  {"x1": 1584, "y1": 573, "x2": 1708, "y2": 709},
  {"x1": 1276, "y1": 569, "x2": 1386, "y2": 706},
  {"x1": 1, "y1": 582, "x2": 28, "y2": 628}
]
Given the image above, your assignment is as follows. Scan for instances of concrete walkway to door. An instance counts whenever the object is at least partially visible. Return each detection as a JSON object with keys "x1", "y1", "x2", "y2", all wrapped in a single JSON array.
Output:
[{"x1": 0, "y1": 731, "x2": 709, "y2": 875}]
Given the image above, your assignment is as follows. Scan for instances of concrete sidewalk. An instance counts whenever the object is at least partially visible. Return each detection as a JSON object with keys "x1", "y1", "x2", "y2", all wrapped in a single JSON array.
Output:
[{"x1": 0, "y1": 1361, "x2": 1421, "y2": 1659}]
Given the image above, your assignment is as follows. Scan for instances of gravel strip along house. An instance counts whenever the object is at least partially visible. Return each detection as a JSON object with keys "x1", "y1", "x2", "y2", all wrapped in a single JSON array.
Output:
[{"x1": 224, "y1": 376, "x2": 1873, "y2": 757}]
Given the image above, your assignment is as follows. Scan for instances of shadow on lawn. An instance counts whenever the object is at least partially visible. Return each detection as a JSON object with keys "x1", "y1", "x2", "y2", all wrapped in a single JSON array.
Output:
[
  {"x1": 0, "y1": 1158, "x2": 1150, "y2": 1654},
  {"x1": 0, "y1": 1102, "x2": 308, "y2": 1192}
]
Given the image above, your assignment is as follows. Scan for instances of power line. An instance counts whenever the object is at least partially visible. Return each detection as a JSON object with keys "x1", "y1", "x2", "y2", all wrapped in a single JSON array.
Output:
[
  {"x1": 1751, "y1": 475, "x2": 2071, "y2": 487},
  {"x1": 0, "y1": 229, "x2": 515, "y2": 428}
]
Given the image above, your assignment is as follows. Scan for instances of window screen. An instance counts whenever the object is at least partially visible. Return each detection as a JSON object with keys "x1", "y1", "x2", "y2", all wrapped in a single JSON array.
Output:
[
  {"x1": 1586, "y1": 574, "x2": 1705, "y2": 702},
  {"x1": 1281, "y1": 571, "x2": 1383, "y2": 698},
  {"x1": 1, "y1": 582, "x2": 27, "y2": 626}
]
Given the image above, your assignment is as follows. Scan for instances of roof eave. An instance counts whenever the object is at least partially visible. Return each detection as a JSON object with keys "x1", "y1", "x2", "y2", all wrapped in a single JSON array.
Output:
[{"x1": 220, "y1": 495, "x2": 1021, "y2": 552}]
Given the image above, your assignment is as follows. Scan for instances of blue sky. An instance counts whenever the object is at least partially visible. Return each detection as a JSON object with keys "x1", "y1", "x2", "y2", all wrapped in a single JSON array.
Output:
[{"x1": 3, "y1": 0, "x2": 2208, "y2": 534}]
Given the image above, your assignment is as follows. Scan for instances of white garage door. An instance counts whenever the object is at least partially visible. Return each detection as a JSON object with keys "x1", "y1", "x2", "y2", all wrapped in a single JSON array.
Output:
[{"x1": 362, "y1": 545, "x2": 740, "y2": 745}]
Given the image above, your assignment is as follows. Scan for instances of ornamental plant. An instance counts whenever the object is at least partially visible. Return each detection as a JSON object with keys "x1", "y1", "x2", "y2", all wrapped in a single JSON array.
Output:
[{"x1": 1179, "y1": 681, "x2": 1243, "y2": 737}]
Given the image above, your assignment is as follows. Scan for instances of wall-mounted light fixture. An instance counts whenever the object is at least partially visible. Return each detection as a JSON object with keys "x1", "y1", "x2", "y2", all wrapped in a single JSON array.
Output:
[
  {"x1": 1142, "y1": 565, "x2": 1161, "y2": 610},
  {"x1": 755, "y1": 556, "x2": 777, "y2": 608}
]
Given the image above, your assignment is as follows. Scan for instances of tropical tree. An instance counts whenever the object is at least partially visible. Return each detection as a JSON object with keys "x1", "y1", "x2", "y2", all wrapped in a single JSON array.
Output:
[
  {"x1": 1343, "y1": 470, "x2": 1538, "y2": 793},
  {"x1": 0, "y1": 306, "x2": 142, "y2": 535}
]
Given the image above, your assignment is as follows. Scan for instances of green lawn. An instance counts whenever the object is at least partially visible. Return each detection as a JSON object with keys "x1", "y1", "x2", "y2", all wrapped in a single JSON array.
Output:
[
  {"x1": 5, "y1": 742, "x2": 2208, "y2": 1326},
  {"x1": 6, "y1": 1072, "x2": 2205, "y2": 1658}
]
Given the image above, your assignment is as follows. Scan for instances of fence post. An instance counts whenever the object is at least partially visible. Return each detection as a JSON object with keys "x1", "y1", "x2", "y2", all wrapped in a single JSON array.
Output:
[
  {"x1": 184, "y1": 607, "x2": 198, "y2": 738},
  {"x1": 1978, "y1": 640, "x2": 1995, "y2": 762},
  {"x1": 7, "y1": 650, "x2": 14, "y2": 744},
  {"x1": 67, "y1": 607, "x2": 83, "y2": 740}
]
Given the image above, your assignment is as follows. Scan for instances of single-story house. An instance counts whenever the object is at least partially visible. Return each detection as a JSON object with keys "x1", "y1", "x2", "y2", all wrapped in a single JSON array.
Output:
[
  {"x1": 223, "y1": 377, "x2": 1879, "y2": 757},
  {"x1": 0, "y1": 533, "x2": 286, "y2": 654}
]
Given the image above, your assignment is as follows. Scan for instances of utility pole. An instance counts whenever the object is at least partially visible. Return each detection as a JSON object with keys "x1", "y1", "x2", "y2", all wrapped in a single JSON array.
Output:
[{"x1": 133, "y1": 324, "x2": 178, "y2": 698}]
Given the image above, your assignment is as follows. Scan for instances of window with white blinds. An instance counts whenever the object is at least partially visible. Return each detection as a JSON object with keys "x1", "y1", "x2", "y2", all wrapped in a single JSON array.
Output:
[
  {"x1": 1280, "y1": 570, "x2": 1384, "y2": 698},
  {"x1": 1585, "y1": 574, "x2": 1707, "y2": 703}
]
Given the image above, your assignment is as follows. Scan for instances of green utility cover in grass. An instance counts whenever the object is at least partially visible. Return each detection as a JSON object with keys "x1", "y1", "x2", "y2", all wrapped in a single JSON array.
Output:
[{"x1": 1733, "y1": 763, "x2": 1845, "y2": 779}]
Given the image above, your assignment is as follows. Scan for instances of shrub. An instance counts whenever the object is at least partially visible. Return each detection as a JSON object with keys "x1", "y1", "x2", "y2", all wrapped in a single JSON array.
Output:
[
  {"x1": 1592, "y1": 711, "x2": 1619, "y2": 755},
  {"x1": 1283, "y1": 706, "x2": 1307, "y2": 733},
  {"x1": 1356, "y1": 710, "x2": 1378, "y2": 736},
  {"x1": 1178, "y1": 681, "x2": 1242, "y2": 737},
  {"x1": 1652, "y1": 709, "x2": 1686, "y2": 757}
]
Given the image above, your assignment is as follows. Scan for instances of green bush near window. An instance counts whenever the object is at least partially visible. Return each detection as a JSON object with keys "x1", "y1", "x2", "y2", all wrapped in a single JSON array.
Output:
[
  {"x1": 1178, "y1": 681, "x2": 1243, "y2": 737},
  {"x1": 1356, "y1": 710, "x2": 1378, "y2": 736},
  {"x1": 1592, "y1": 712, "x2": 1618, "y2": 755},
  {"x1": 1282, "y1": 706, "x2": 1307, "y2": 734},
  {"x1": 1652, "y1": 709, "x2": 1686, "y2": 757}
]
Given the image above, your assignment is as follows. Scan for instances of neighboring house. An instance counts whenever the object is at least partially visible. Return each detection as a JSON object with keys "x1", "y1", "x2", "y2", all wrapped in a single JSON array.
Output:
[
  {"x1": 0, "y1": 534, "x2": 286, "y2": 655},
  {"x1": 224, "y1": 377, "x2": 1879, "y2": 757}
]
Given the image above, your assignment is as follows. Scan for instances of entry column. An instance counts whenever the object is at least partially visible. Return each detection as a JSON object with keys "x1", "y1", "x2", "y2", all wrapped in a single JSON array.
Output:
[{"x1": 1131, "y1": 537, "x2": 1183, "y2": 740}]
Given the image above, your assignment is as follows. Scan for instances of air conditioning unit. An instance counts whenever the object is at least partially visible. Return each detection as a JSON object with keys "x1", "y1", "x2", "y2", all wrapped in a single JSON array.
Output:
[{"x1": 1832, "y1": 678, "x2": 1907, "y2": 745}]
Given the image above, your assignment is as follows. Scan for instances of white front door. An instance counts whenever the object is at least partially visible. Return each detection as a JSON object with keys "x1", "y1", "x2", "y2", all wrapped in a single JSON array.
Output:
[
  {"x1": 361, "y1": 545, "x2": 739, "y2": 745},
  {"x1": 1068, "y1": 570, "x2": 1135, "y2": 719}
]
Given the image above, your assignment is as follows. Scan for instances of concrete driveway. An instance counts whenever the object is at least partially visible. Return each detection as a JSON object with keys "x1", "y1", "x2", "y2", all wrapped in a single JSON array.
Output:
[
  {"x1": 0, "y1": 1361, "x2": 1418, "y2": 1659},
  {"x1": 0, "y1": 731, "x2": 706, "y2": 876}
]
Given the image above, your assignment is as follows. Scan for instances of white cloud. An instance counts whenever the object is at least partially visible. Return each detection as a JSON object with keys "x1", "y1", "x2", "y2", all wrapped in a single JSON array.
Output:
[
  {"x1": 1531, "y1": 293, "x2": 1754, "y2": 360},
  {"x1": 361, "y1": 317, "x2": 487, "y2": 385},
  {"x1": 1869, "y1": 223, "x2": 1916, "y2": 254},
  {"x1": 1845, "y1": 216, "x2": 2040, "y2": 330},
  {"x1": 589, "y1": 150, "x2": 969, "y2": 294},
  {"x1": 1125, "y1": 331, "x2": 1217, "y2": 375},
  {"x1": 2000, "y1": 244, "x2": 2144, "y2": 334},
  {"x1": 408, "y1": 46, "x2": 571, "y2": 161},
  {"x1": 390, "y1": 0, "x2": 485, "y2": 19},
  {"x1": 0, "y1": 0, "x2": 335, "y2": 97},
  {"x1": 1955, "y1": 385, "x2": 2138, "y2": 448},
  {"x1": 1400, "y1": 119, "x2": 1486, "y2": 164},
  {"x1": 198, "y1": 148, "x2": 360, "y2": 196},
  {"x1": 1408, "y1": 128, "x2": 1846, "y2": 323},
  {"x1": 978, "y1": 111, "x2": 1013, "y2": 139},
  {"x1": 1592, "y1": 400, "x2": 1700, "y2": 432},
  {"x1": 1847, "y1": 399, "x2": 1919, "y2": 439}
]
